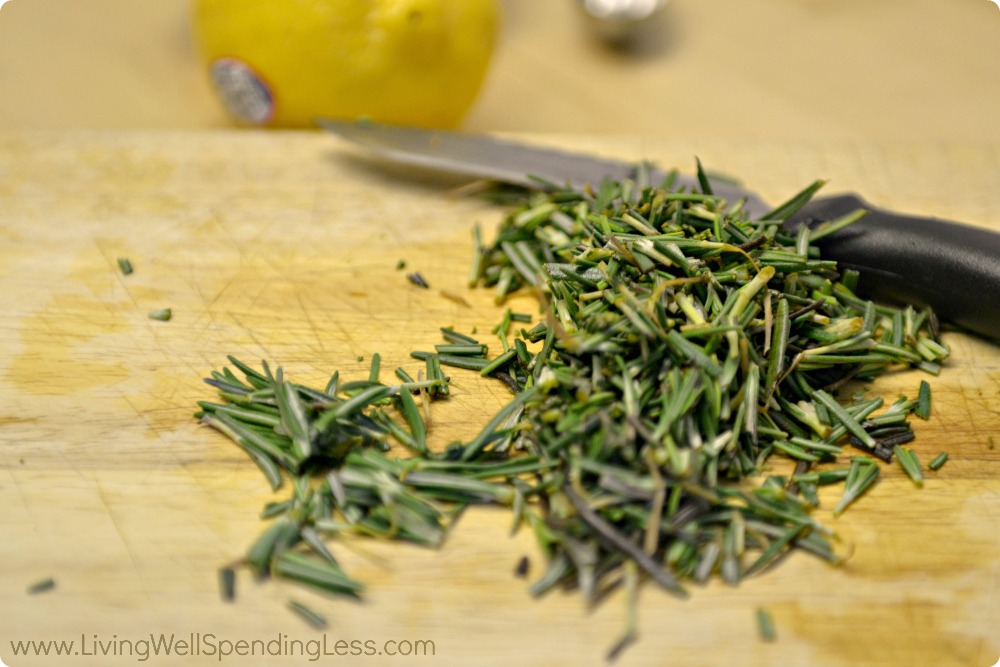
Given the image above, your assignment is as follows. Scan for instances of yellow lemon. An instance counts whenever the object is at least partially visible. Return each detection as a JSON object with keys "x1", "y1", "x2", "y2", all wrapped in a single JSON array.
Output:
[{"x1": 191, "y1": 0, "x2": 499, "y2": 128}]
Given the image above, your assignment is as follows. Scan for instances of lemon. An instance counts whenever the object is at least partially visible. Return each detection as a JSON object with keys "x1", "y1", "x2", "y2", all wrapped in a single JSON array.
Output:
[{"x1": 191, "y1": 0, "x2": 499, "y2": 129}]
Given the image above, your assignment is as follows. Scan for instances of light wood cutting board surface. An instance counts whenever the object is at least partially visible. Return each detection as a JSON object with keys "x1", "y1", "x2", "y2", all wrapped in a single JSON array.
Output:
[{"x1": 1, "y1": 131, "x2": 999, "y2": 667}]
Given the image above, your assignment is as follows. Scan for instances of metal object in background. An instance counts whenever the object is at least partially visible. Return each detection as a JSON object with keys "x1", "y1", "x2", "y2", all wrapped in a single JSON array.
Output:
[
  {"x1": 578, "y1": 0, "x2": 667, "y2": 22},
  {"x1": 576, "y1": 0, "x2": 668, "y2": 44}
]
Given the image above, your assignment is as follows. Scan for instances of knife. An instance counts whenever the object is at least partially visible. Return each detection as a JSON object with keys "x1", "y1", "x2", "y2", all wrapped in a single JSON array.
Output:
[{"x1": 319, "y1": 118, "x2": 1000, "y2": 341}]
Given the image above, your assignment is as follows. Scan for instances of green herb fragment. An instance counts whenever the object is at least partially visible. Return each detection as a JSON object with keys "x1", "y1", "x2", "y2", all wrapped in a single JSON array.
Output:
[
  {"x1": 148, "y1": 308, "x2": 172, "y2": 321},
  {"x1": 394, "y1": 367, "x2": 416, "y2": 385},
  {"x1": 440, "y1": 327, "x2": 481, "y2": 345},
  {"x1": 893, "y1": 446, "x2": 924, "y2": 487},
  {"x1": 274, "y1": 552, "x2": 364, "y2": 598},
  {"x1": 27, "y1": 578, "x2": 55, "y2": 595},
  {"x1": 694, "y1": 157, "x2": 714, "y2": 195},
  {"x1": 606, "y1": 561, "x2": 640, "y2": 662},
  {"x1": 928, "y1": 452, "x2": 949, "y2": 471},
  {"x1": 397, "y1": 386, "x2": 427, "y2": 453},
  {"x1": 479, "y1": 348, "x2": 517, "y2": 377},
  {"x1": 434, "y1": 344, "x2": 488, "y2": 357},
  {"x1": 411, "y1": 350, "x2": 489, "y2": 372},
  {"x1": 793, "y1": 468, "x2": 850, "y2": 485},
  {"x1": 756, "y1": 607, "x2": 777, "y2": 642},
  {"x1": 287, "y1": 600, "x2": 328, "y2": 630},
  {"x1": 763, "y1": 179, "x2": 827, "y2": 221},
  {"x1": 814, "y1": 390, "x2": 875, "y2": 449},
  {"x1": 407, "y1": 272, "x2": 429, "y2": 288},
  {"x1": 833, "y1": 458, "x2": 880, "y2": 517},
  {"x1": 246, "y1": 516, "x2": 299, "y2": 574},
  {"x1": 765, "y1": 297, "x2": 790, "y2": 399},
  {"x1": 915, "y1": 380, "x2": 932, "y2": 419},
  {"x1": 117, "y1": 257, "x2": 133, "y2": 275},
  {"x1": 219, "y1": 567, "x2": 236, "y2": 602},
  {"x1": 395, "y1": 259, "x2": 406, "y2": 270}
]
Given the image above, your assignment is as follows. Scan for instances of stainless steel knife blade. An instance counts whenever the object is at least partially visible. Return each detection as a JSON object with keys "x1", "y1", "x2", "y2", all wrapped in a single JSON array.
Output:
[
  {"x1": 319, "y1": 118, "x2": 1000, "y2": 340},
  {"x1": 317, "y1": 118, "x2": 772, "y2": 217}
]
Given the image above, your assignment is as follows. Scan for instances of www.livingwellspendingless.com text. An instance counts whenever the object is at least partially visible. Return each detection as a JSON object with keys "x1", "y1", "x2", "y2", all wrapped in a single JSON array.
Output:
[{"x1": 6, "y1": 632, "x2": 436, "y2": 662}]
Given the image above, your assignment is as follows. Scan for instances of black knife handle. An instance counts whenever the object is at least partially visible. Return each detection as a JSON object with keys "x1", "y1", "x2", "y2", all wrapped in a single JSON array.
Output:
[{"x1": 786, "y1": 194, "x2": 1000, "y2": 340}]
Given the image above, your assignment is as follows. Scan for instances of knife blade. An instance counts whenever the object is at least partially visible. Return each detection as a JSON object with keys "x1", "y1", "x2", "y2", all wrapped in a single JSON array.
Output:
[{"x1": 319, "y1": 118, "x2": 1000, "y2": 341}]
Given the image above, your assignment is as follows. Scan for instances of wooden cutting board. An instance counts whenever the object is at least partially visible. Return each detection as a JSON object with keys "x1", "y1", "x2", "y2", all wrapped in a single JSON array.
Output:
[{"x1": 1, "y1": 131, "x2": 998, "y2": 667}]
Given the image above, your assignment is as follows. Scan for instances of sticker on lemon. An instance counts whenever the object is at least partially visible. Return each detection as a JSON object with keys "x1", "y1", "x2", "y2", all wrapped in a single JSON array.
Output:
[{"x1": 191, "y1": 0, "x2": 499, "y2": 128}]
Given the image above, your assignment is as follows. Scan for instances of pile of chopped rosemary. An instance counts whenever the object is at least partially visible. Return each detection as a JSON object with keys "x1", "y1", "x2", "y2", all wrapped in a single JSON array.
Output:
[{"x1": 196, "y1": 169, "x2": 948, "y2": 658}]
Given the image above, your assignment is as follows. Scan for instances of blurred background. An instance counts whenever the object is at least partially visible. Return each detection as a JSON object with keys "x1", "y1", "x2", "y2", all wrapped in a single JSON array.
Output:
[{"x1": 0, "y1": 0, "x2": 998, "y2": 143}]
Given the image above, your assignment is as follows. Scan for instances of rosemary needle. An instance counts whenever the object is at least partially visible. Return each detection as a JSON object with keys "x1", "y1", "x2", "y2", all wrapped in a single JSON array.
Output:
[
  {"x1": 756, "y1": 607, "x2": 777, "y2": 642},
  {"x1": 928, "y1": 452, "x2": 949, "y2": 471},
  {"x1": 894, "y1": 446, "x2": 924, "y2": 487},
  {"x1": 219, "y1": 567, "x2": 236, "y2": 602},
  {"x1": 833, "y1": 458, "x2": 880, "y2": 517},
  {"x1": 287, "y1": 600, "x2": 328, "y2": 630},
  {"x1": 27, "y1": 578, "x2": 56, "y2": 595},
  {"x1": 915, "y1": 380, "x2": 932, "y2": 419},
  {"x1": 407, "y1": 272, "x2": 429, "y2": 288}
]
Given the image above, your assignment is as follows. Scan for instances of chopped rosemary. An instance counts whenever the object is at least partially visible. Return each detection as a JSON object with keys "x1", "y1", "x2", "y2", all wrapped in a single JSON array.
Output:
[
  {"x1": 219, "y1": 567, "x2": 236, "y2": 602},
  {"x1": 287, "y1": 600, "x2": 328, "y2": 630},
  {"x1": 117, "y1": 257, "x2": 133, "y2": 275},
  {"x1": 148, "y1": 308, "x2": 172, "y2": 321},
  {"x1": 756, "y1": 607, "x2": 777, "y2": 642},
  {"x1": 928, "y1": 452, "x2": 948, "y2": 470},
  {"x1": 894, "y1": 446, "x2": 924, "y2": 487},
  {"x1": 198, "y1": 168, "x2": 950, "y2": 659},
  {"x1": 407, "y1": 272, "x2": 429, "y2": 288},
  {"x1": 915, "y1": 380, "x2": 932, "y2": 419},
  {"x1": 27, "y1": 578, "x2": 56, "y2": 595},
  {"x1": 833, "y1": 457, "x2": 880, "y2": 517}
]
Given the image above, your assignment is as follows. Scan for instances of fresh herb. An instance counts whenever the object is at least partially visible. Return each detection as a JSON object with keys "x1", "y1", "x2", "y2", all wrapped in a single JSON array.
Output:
[
  {"x1": 148, "y1": 308, "x2": 172, "y2": 321},
  {"x1": 915, "y1": 380, "x2": 932, "y2": 419},
  {"x1": 219, "y1": 567, "x2": 236, "y2": 602},
  {"x1": 833, "y1": 457, "x2": 880, "y2": 517},
  {"x1": 199, "y1": 169, "x2": 949, "y2": 658},
  {"x1": 893, "y1": 446, "x2": 924, "y2": 487},
  {"x1": 287, "y1": 600, "x2": 328, "y2": 629},
  {"x1": 407, "y1": 272, "x2": 429, "y2": 288},
  {"x1": 928, "y1": 451, "x2": 948, "y2": 471},
  {"x1": 434, "y1": 343, "x2": 488, "y2": 357},
  {"x1": 27, "y1": 578, "x2": 56, "y2": 595},
  {"x1": 117, "y1": 257, "x2": 134, "y2": 275},
  {"x1": 440, "y1": 327, "x2": 480, "y2": 345},
  {"x1": 756, "y1": 607, "x2": 777, "y2": 642}
]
